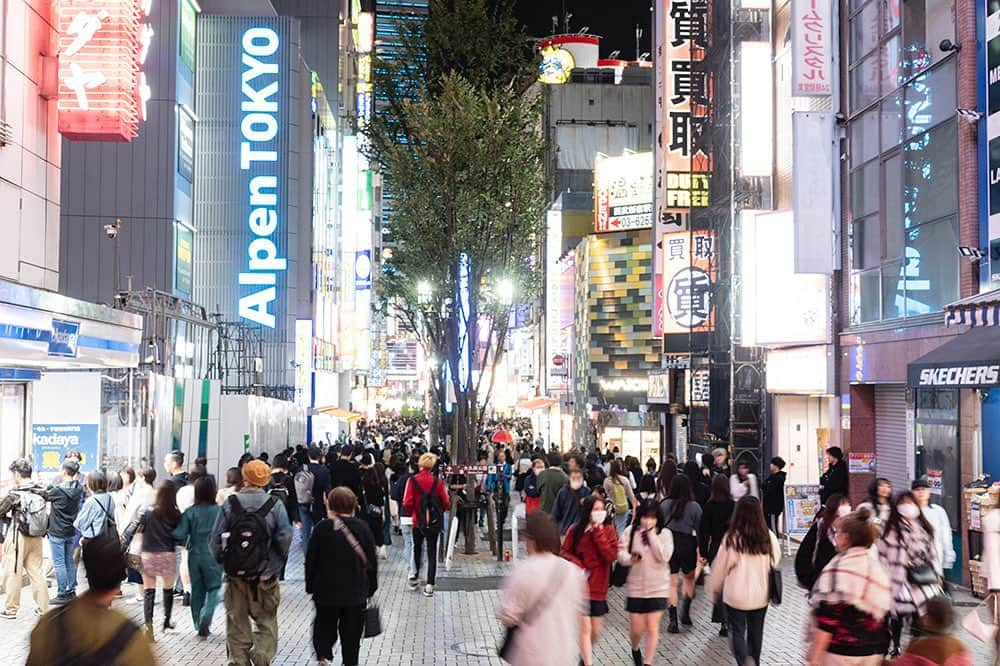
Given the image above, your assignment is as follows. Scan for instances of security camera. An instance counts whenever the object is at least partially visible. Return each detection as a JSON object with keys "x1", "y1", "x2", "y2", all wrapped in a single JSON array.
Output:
[
  {"x1": 103, "y1": 223, "x2": 118, "y2": 239},
  {"x1": 939, "y1": 39, "x2": 961, "y2": 53}
]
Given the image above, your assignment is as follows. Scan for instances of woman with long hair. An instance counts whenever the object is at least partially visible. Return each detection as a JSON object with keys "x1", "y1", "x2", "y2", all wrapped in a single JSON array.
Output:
[
  {"x1": 656, "y1": 460, "x2": 677, "y2": 501},
  {"x1": 124, "y1": 479, "x2": 183, "y2": 641},
  {"x1": 359, "y1": 453, "x2": 387, "y2": 558},
  {"x1": 706, "y1": 496, "x2": 781, "y2": 666},
  {"x1": 659, "y1": 474, "x2": 702, "y2": 632},
  {"x1": 216, "y1": 466, "x2": 241, "y2": 504},
  {"x1": 795, "y1": 493, "x2": 851, "y2": 591},
  {"x1": 171, "y1": 476, "x2": 222, "y2": 637},
  {"x1": 619, "y1": 498, "x2": 674, "y2": 666},
  {"x1": 560, "y1": 495, "x2": 618, "y2": 666},
  {"x1": 878, "y1": 491, "x2": 943, "y2": 657},
  {"x1": 857, "y1": 477, "x2": 892, "y2": 533},
  {"x1": 683, "y1": 460, "x2": 709, "y2": 506},
  {"x1": 699, "y1": 473, "x2": 735, "y2": 636},
  {"x1": 604, "y1": 459, "x2": 637, "y2": 534}
]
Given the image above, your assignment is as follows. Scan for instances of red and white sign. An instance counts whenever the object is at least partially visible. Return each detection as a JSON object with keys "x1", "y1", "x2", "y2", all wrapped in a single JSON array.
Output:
[
  {"x1": 56, "y1": 0, "x2": 153, "y2": 142},
  {"x1": 791, "y1": 0, "x2": 831, "y2": 97},
  {"x1": 594, "y1": 152, "x2": 654, "y2": 233}
]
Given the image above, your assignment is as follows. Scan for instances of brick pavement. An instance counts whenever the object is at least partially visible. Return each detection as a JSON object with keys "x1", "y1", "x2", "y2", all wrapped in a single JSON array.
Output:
[{"x1": 0, "y1": 525, "x2": 994, "y2": 665}]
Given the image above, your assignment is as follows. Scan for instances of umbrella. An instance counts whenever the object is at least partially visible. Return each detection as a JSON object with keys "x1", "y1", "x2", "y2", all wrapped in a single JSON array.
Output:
[{"x1": 491, "y1": 429, "x2": 514, "y2": 444}]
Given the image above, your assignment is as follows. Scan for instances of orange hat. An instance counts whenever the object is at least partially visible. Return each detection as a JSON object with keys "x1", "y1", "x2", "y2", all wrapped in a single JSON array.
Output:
[{"x1": 241, "y1": 460, "x2": 270, "y2": 487}]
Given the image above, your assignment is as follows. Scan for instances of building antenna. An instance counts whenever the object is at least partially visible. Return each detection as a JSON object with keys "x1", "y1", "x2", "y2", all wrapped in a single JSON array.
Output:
[{"x1": 635, "y1": 24, "x2": 643, "y2": 61}]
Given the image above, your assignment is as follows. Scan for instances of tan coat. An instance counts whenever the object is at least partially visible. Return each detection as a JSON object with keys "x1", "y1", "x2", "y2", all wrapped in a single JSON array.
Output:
[{"x1": 706, "y1": 530, "x2": 781, "y2": 610}]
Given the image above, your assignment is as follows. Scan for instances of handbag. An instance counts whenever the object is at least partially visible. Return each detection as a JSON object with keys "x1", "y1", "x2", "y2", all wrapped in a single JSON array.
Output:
[
  {"x1": 363, "y1": 600, "x2": 382, "y2": 638},
  {"x1": 962, "y1": 593, "x2": 998, "y2": 644},
  {"x1": 610, "y1": 525, "x2": 638, "y2": 587},
  {"x1": 906, "y1": 562, "x2": 938, "y2": 586},
  {"x1": 768, "y1": 565, "x2": 783, "y2": 605},
  {"x1": 498, "y1": 564, "x2": 565, "y2": 662}
]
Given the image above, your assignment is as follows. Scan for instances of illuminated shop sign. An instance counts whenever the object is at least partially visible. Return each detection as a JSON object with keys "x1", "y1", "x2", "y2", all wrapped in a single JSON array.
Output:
[
  {"x1": 56, "y1": 0, "x2": 153, "y2": 141},
  {"x1": 594, "y1": 152, "x2": 654, "y2": 232},
  {"x1": 661, "y1": 230, "x2": 715, "y2": 334},
  {"x1": 238, "y1": 27, "x2": 285, "y2": 329},
  {"x1": 985, "y1": 0, "x2": 1000, "y2": 279},
  {"x1": 662, "y1": 0, "x2": 712, "y2": 212}
]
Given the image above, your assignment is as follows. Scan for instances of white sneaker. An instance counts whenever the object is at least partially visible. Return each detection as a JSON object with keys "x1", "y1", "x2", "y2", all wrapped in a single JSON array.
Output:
[
  {"x1": 407, "y1": 577, "x2": 419, "y2": 590},
  {"x1": 423, "y1": 584, "x2": 434, "y2": 598},
  {"x1": 378, "y1": 545, "x2": 387, "y2": 560}
]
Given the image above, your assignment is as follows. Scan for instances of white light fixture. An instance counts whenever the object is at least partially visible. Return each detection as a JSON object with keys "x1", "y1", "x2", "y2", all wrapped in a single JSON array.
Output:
[{"x1": 739, "y1": 42, "x2": 773, "y2": 177}]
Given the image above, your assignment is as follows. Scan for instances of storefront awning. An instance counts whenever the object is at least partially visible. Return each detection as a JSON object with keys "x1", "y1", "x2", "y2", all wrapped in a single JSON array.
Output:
[
  {"x1": 311, "y1": 405, "x2": 362, "y2": 421},
  {"x1": 516, "y1": 397, "x2": 558, "y2": 411},
  {"x1": 907, "y1": 326, "x2": 1000, "y2": 388},
  {"x1": 945, "y1": 288, "x2": 1000, "y2": 327}
]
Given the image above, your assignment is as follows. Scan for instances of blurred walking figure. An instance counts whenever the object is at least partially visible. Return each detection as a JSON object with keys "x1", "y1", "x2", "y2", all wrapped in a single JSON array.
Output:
[
  {"x1": 699, "y1": 473, "x2": 735, "y2": 636},
  {"x1": 806, "y1": 507, "x2": 891, "y2": 666},
  {"x1": 858, "y1": 478, "x2": 893, "y2": 533},
  {"x1": 895, "y1": 596, "x2": 973, "y2": 666},
  {"x1": 560, "y1": 495, "x2": 618, "y2": 666},
  {"x1": 761, "y1": 457, "x2": 786, "y2": 536},
  {"x1": 796, "y1": 494, "x2": 851, "y2": 591},
  {"x1": 619, "y1": 499, "x2": 674, "y2": 666},
  {"x1": 706, "y1": 496, "x2": 781, "y2": 666},
  {"x1": 660, "y1": 475, "x2": 702, "y2": 633},
  {"x1": 498, "y1": 511, "x2": 587, "y2": 666},
  {"x1": 605, "y1": 460, "x2": 637, "y2": 533},
  {"x1": 912, "y1": 479, "x2": 956, "y2": 581},
  {"x1": 172, "y1": 476, "x2": 222, "y2": 637},
  {"x1": 878, "y1": 491, "x2": 944, "y2": 657}
]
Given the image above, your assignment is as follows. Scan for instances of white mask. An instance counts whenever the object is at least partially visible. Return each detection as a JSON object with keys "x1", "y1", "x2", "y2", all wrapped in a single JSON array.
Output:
[
  {"x1": 898, "y1": 503, "x2": 921, "y2": 520},
  {"x1": 570, "y1": 479, "x2": 584, "y2": 490},
  {"x1": 591, "y1": 510, "x2": 607, "y2": 525},
  {"x1": 838, "y1": 505, "x2": 852, "y2": 517}
]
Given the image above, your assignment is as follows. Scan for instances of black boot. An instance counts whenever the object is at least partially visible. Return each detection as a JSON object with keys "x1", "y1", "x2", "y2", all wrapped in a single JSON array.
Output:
[
  {"x1": 631, "y1": 648, "x2": 643, "y2": 666},
  {"x1": 718, "y1": 621, "x2": 728, "y2": 637},
  {"x1": 182, "y1": 592, "x2": 191, "y2": 607},
  {"x1": 143, "y1": 589, "x2": 156, "y2": 642},
  {"x1": 162, "y1": 588, "x2": 175, "y2": 631},
  {"x1": 667, "y1": 606, "x2": 680, "y2": 633},
  {"x1": 197, "y1": 614, "x2": 211, "y2": 638},
  {"x1": 680, "y1": 595, "x2": 693, "y2": 626}
]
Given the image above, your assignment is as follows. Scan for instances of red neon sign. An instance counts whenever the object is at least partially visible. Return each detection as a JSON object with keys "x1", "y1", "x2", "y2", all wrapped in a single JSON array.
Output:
[{"x1": 56, "y1": 0, "x2": 152, "y2": 142}]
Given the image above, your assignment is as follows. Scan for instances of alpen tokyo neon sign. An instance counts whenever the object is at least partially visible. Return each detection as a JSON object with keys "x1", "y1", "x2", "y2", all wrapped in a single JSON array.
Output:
[
  {"x1": 56, "y1": 0, "x2": 152, "y2": 141},
  {"x1": 238, "y1": 27, "x2": 286, "y2": 329}
]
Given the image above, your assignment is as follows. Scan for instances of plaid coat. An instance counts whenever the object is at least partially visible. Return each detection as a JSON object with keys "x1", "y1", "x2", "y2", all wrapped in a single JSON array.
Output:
[{"x1": 877, "y1": 521, "x2": 942, "y2": 616}]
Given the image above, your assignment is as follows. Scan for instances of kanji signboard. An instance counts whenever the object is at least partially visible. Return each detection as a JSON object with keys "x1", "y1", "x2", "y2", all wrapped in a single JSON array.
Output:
[
  {"x1": 662, "y1": 230, "x2": 715, "y2": 334},
  {"x1": 791, "y1": 0, "x2": 831, "y2": 97},
  {"x1": 594, "y1": 152, "x2": 654, "y2": 233},
  {"x1": 662, "y1": 0, "x2": 713, "y2": 213},
  {"x1": 56, "y1": 0, "x2": 152, "y2": 142}
]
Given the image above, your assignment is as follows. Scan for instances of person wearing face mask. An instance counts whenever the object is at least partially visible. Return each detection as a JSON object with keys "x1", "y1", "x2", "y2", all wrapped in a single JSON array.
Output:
[
  {"x1": 552, "y1": 468, "x2": 592, "y2": 535},
  {"x1": 522, "y1": 457, "x2": 545, "y2": 515},
  {"x1": 796, "y1": 494, "x2": 851, "y2": 591},
  {"x1": 912, "y1": 478, "x2": 955, "y2": 583},
  {"x1": 560, "y1": 496, "x2": 618, "y2": 666},
  {"x1": 878, "y1": 491, "x2": 943, "y2": 657},
  {"x1": 618, "y1": 499, "x2": 674, "y2": 666}
]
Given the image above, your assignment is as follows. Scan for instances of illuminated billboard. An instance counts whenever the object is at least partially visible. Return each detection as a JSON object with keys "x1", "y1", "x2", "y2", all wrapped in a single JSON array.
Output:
[
  {"x1": 661, "y1": 229, "x2": 715, "y2": 334},
  {"x1": 594, "y1": 152, "x2": 654, "y2": 233},
  {"x1": 539, "y1": 46, "x2": 575, "y2": 84},
  {"x1": 56, "y1": 0, "x2": 153, "y2": 142}
]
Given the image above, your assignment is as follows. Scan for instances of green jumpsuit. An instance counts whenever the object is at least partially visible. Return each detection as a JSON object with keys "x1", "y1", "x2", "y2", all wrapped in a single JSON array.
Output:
[{"x1": 173, "y1": 502, "x2": 223, "y2": 631}]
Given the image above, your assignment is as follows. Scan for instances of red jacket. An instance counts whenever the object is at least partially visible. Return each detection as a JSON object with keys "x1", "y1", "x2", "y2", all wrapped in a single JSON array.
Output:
[
  {"x1": 402, "y1": 470, "x2": 451, "y2": 525},
  {"x1": 560, "y1": 524, "x2": 618, "y2": 601}
]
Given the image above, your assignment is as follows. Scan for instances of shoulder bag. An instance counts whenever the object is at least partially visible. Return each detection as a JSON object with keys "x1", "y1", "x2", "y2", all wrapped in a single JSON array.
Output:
[
  {"x1": 610, "y1": 525, "x2": 639, "y2": 587},
  {"x1": 332, "y1": 517, "x2": 381, "y2": 638},
  {"x1": 768, "y1": 538, "x2": 783, "y2": 605},
  {"x1": 904, "y1": 527, "x2": 940, "y2": 586},
  {"x1": 498, "y1": 562, "x2": 565, "y2": 661}
]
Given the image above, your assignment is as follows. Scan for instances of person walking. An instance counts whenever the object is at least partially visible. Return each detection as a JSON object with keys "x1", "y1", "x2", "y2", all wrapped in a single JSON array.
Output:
[
  {"x1": 329, "y1": 446, "x2": 363, "y2": 499},
  {"x1": 306, "y1": 487, "x2": 378, "y2": 666},
  {"x1": 660, "y1": 475, "x2": 702, "y2": 633},
  {"x1": 894, "y1": 596, "x2": 974, "y2": 666},
  {"x1": 522, "y1": 457, "x2": 544, "y2": 515},
  {"x1": 216, "y1": 467, "x2": 242, "y2": 505},
  {"x1": 878, "y1": 491, "x2": 944, "y2": 657},
  {"x1": 391, "y1": 458, "x2": 419, "y2": 582},
  {"x1": 683, "y1": 461, "x2": 709, "y2": 506},
  {"x1": 172, "y1": 476, "x2": 222, "y2": 638},
  {"x1": 165, "y1": 451, "x2": 188, "y2": 488},
  {"x1": 619, "y1": 498, "x2": 674, "y2": 666},
  {"x1": 359, "y1": 453, "x2": 387, "y2": 559},
  {"x1": 761, "y1": 457, "x2": 786, "y2": 535},
  {"x1": 297, "y1": 446, "x2": 333, "y2": 550},
  {"x1": 402, "y1": 452, "x2": 450, "y2": 597},
  {"x1": 498, "y1": 511, "x2": 587, "y2": 666},
  {"x1": 729, "y1": 460, "x2": 760, "y2": 500},
  {"x1": 858, "y1": 477, "x2": 893, "y2": 533},
  {"x1": 796, "y1": 494, "x2": 851, "y2": 591},
  {"x1": 655, "y1": 460, "x2": 677, "y2": 501},
  {"x1": 699, "y1": 473, "x2": 736, "y2": 636},
  {"x1": 806, "y1": 507, "x2": 892, "y2": 666},
  {"x1": 706, "y1": 496, "x2": 781, "y2": 666},
  {"x1": 605, "y1": 459, "x2": 638, "y2": 533},
  {"x1": 0, "y1": 458, "x2": 50, "y2": 619},
  {"x1": 210, "y1": 459, "x2": 293, "y2": 666},
  {"x1": 819, "y1": 447, "x2": 848, "y2": 505},
  {"x1": 551, "y1": 467, "x2": 592, "y2": 535},
  {"x1": 912, "y1": 478, "x2": 956, "y2": 582},
  {"x1": 45, "y1": 458, "x2": 83, "y2": 606},
  {"x1": 560, "y1": 495, "x2": 618, "y2": 666},
  {"x1": 175, "y1": 465, "x2": 205, "y2": 607},
  {"x1": 537, "y1": 452, "x2": 569, "y2": 515},
  {"x1": 122, "y1": 467, "x2": 157, "y2": 530},
  {"x1": 123, "y1": 480, "x2": 182, "y2": 640},
  {"x1": 74, "y1": 469, "x2": 118, "y2": 546},
  {"x1": 26, "y1": 533, "x2": 155, "y2": 665}
]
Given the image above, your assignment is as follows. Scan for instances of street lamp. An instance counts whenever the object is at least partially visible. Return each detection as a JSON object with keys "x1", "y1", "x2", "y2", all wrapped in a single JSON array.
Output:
[{"x1": 497, "y1": 278, "x2": 514, "y2": 305}]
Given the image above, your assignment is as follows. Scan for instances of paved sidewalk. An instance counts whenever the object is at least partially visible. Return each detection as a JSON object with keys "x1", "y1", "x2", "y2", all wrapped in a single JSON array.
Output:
[{"x1": 0, "y1": 525, "x2": 994, "y2": 664}]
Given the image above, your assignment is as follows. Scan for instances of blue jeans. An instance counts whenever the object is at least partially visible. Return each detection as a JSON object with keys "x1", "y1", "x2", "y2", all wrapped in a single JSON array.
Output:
[
  {"x1": 49, "y1": 535, "x2": 76, "y2": 597},
  {"x1": 725, "y1": 604, "x2": 767, "y2": 666},
  {"x1": 400, "y1": 523, "x2": 417, "y2": 579},
  {"x1": 299, "y1": 505, "x2": 314, "y2": 552}
]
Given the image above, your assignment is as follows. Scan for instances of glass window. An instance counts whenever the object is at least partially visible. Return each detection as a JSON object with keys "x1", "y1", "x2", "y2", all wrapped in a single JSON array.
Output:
[
  {"x1": 884, "y1": 154, "x2": 904, "y2": 260},
  {"x1": 852, "y1": 2, "x2": 880, "y2": 62},
  {"x1": 917, "y1": 386, "x2": 958, "y2": 420},
  {"x1": 880, "y1": 92, "x2": 903, "y2": 151},
  {"x1": 904, "y1": 217, "x2": 958, "y2": 315},
  {"x1": 855, "y1": 268, "x2": 881, "y2": 323},
  {"x1": 851, "y1": 161, "x2": 880, "y2": 218},
  {"x1": 851, "y1": 55, "x2": 880, "y2": 112},
  {"x1": 852, "y1": 215, "x2": 881, "y2": 269},
  {"x1": 904, "y1": 60, "x2": 956, "y2": 138},
  {"x1": 882, "y1": 259, "x2": 906, "y2": 320},
  {"x1": 915, "y1": 387, "x2": 960, "y2": 548},
  {"x1": 902, "y1": 0, "x2": 955, "y2": 79},
  {"x1": 881, "y1": 0, "x2": 901, "y2": 34},
  {"x1": 903, "y1": 119, "x2": 957, "y2": 229},
  {"x1": 851, "y1": 109, "x2": 880, "y2": 166},
  {"x1": 880, "y1": 36, "x2": 902, "y2": 95}
]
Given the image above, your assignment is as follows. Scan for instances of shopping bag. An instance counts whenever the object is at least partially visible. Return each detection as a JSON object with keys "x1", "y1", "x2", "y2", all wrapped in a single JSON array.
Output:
[{"x1": 962, "y1": 594, "x2": 998, "y2": 644}]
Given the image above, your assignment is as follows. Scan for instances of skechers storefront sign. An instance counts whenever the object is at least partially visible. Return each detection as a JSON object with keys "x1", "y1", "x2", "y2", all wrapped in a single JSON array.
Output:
[
  {"x1": 913, "y1": 365, "x2": 1000, "y2": 387},
  {"x1": 238, "y1": 27, "x2": 285, "y2": 329}
]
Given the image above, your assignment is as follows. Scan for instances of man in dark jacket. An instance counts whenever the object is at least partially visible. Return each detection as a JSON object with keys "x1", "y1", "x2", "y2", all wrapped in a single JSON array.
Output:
[
  {"x1": 164, "y1": 450, "x2": 188, "y2": 487},
  {"x1": 761, "y1": 456, "x2": 787, "y2": 536},
  {"x1": 299, "y1": 447, "x2": 332, "y2": 549},
  {"x1": 819, "y1": 446, "x2": 848, "y2": 505},
  {"x1": 551, "y1": 468, "x2": 591, "y2": 534},
  {"x1": 329, "y1": 446, "x2": 363, "y2": 500},
  {"x1": 46, "y1": 459, "x2": 83, "y2": 604}
]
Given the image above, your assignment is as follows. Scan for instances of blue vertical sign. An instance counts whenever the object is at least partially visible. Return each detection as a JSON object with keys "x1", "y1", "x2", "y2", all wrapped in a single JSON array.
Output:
[{"x1": 457, "y1": 252, "x2": 471, "y2": 392}]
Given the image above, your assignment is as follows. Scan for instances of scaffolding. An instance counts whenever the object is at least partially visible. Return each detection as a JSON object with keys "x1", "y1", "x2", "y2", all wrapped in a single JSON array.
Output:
[
  {"x1": 209, "y1": 320, "x2": 265, "y2": 396},
  {"x1": 116, "y1": 286, "x2": 215, "y2": 376}
]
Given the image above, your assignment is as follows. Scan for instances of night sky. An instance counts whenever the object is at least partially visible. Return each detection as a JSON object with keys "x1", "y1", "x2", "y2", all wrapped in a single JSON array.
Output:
[{"x1": 515, "y1": 0, "x2": 654, "y2": 59}]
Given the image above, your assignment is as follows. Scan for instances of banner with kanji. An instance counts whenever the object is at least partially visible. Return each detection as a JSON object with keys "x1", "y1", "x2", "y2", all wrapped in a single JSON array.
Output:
[
  {"x1": 661, "y1": 229, "x2": 715, "y2": 334},
  {"x1": 791, "y1": 0, "x2": 832, "y2": 97}
]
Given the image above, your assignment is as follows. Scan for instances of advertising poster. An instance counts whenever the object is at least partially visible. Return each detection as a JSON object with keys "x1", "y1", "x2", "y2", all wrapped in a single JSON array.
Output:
[
  {"x1": 662, "y1": 230, "x2": 715, "y2": 334},
  {"x1": 594, "y1": 152, "x2": 654, "y2": 232},
  {"x1": 986, "y1": 0, "x2": 1000, "y2": 279},
  {"x1": 32, "y1": 424, "x2": 99, "y2": 475},
  {"x1": 784, "y1": 484, "x2": 821, "y2": 537},
  {"x1": 848, "y1": 452, "x2": 875, "y2": 473},
  {"x1": 790, "y1": 0, "x2": 832, "y2": 96},
  {"x1": 926, "y1": 468, "x2": 943, "y2": 496},
  {"x1": 175, "y1": 224, "x2": 193, "y2": 296}
]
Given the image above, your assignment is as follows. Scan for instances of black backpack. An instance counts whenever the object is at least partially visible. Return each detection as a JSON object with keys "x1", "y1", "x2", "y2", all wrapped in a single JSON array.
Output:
[
  {"x1": 222, "y1": 495, "x2": 277, "y2": 580},
  {"x1": 413, "y1": 478, "x2": 443, "y2": 531}
]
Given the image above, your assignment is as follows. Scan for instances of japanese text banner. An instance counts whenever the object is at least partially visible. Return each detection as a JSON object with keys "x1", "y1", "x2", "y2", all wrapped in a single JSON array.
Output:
[
  {"x1": 661, "y1": 229, "x2": 715, "y2": 334},
  {"x1": 791, "y1": 0, "x2": 832, "y2": 97}
]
